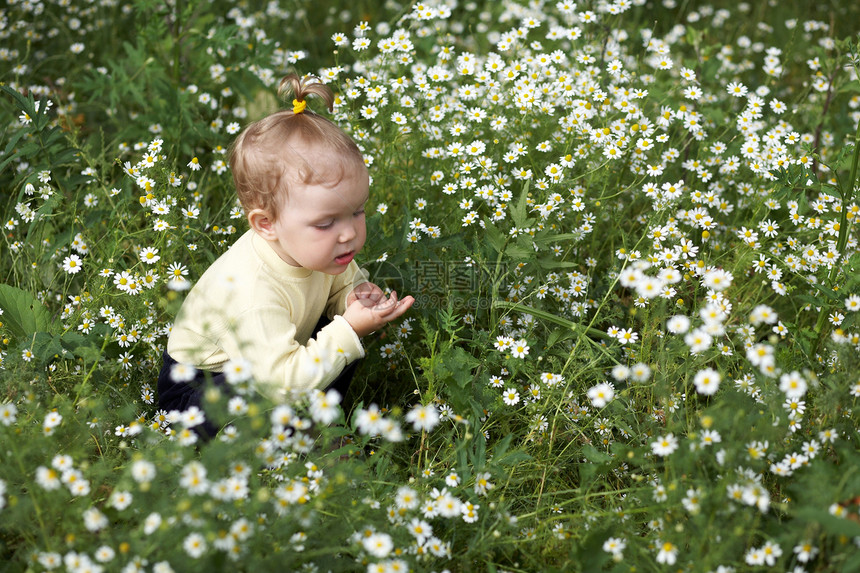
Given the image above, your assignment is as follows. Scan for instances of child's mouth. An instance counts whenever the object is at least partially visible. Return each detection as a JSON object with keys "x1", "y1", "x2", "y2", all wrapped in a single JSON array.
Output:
[{"x1": 334, "y1": 251, "x2": 354, "y2": 265}]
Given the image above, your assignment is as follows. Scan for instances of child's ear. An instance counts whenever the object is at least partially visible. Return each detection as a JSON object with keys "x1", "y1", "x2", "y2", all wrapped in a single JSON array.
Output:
[{"x1": 248, "y1": 209, "x2": 277, "y2": 240}]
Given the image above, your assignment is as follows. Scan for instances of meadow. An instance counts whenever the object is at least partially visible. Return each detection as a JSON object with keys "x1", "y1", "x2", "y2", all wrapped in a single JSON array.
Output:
[{"x1": 2, "y1": 0, "x2": 860, "y2": 571}]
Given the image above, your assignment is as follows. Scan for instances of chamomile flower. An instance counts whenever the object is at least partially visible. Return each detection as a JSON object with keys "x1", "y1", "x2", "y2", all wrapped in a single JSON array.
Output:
[
  {"x1": 656, "y1": 540, "x2": 679, "y2": 564},
  {"x1": 651, "y1": 434, "x2": 679, "y2": 456},
  {"x1": 406, "y1": 403, "x2": 440, "y2": 432},
  {"x1": 62, "y1": 254, "x2": 83, "y2": 274},
  {"x1": 666, "y1": 315, "x2": 691, "y2": 334},
  {"x1": 139, "y1": 247, "x2": 160, "y2": 264},
  {"x1": 510, "y1": 339, "x2": 530, "y2": 358},
  {"x1": 693, "y1": 368, "x2": 721, "y2": 395},
  {"x1": 587, "y1": 382, "x2": 615, "y2": 408},
  {"x1": 502, "y1": 388, "x2": 521, "y2": 406}
]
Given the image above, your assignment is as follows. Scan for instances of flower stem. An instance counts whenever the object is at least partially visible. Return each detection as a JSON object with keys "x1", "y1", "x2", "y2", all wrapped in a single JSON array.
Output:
[
  {"x1": 833, "y1": 118, "x2": 860, "y2": 258},
  {"x1": 813, "y1": 117, "x2": 860, "y2": 352},
  {"x1": 492, "y1": 300, "x2": 611, "y2": 341}
]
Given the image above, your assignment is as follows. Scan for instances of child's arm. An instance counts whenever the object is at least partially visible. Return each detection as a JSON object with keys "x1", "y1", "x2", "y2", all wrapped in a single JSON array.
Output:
[{"x1": 342, "y1": 289, "x2": 414, "y2": 337}]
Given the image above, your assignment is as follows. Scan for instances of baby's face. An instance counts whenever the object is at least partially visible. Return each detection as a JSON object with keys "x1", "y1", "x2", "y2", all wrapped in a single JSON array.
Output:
[{"x1": 267, "y1": 166, "x2": 369, "y2": 274}]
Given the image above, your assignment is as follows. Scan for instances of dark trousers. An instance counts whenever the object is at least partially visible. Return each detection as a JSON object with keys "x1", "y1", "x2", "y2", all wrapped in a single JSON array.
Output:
[{"x1": 157, "y1": 317, "x2": 359, "y2": 439}]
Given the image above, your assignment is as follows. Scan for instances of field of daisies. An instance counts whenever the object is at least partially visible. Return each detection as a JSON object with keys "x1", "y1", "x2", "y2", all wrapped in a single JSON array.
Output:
[{"x1": 2, "y1": 0, "x2": 860, "y2": 571}]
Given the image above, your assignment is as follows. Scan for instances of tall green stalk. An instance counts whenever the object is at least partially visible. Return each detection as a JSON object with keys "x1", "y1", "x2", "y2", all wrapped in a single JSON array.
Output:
[{"x1": 813, "y1": 117, "x2": 860, "y2": 351}]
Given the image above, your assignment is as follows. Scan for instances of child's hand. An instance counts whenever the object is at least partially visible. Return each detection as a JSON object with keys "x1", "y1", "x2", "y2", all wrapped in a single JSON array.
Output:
[
  {"x1": 343, "y1": 290, "x2": 414, "y2": 337},
  {"x1": 346, "y1": 281, "x2": 385, "y2": 307}
]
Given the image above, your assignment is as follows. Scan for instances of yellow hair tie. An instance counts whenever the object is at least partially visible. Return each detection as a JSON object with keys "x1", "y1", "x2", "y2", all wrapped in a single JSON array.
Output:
[{"x1": 292, "y1": 98, "x2": 307, "y2": 114}]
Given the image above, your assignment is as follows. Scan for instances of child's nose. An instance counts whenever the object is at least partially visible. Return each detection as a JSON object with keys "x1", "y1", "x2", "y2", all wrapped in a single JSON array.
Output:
[{"x1": 339, "y1": 222, "x2": 357, "y2": 242}]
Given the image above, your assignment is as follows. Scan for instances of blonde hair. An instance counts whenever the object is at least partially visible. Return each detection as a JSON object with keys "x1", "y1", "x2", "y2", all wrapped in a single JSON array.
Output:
[{"x1": 229, "y1": 73, "x2": 366, "y2": 221}]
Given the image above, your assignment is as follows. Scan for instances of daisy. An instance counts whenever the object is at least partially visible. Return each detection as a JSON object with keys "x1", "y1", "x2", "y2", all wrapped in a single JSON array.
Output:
[
  {"x1": 611, "y1": 365, "x2": 630, "y2": 381},
  {"x1": 587, "y1": 382, "x2": 615, "y2": 408},
  {"x1": 511, "y1": 339, "x2": 530, "y2": 358},
  {"x1": 726, "y1": 81, "x2": 748, "y2": 97},
  {"x1": 461, "y1": 502, "x2": 479, "y2": 523},
  {"x1": 183, "y1": 533, "x2": 207, "y2": 558},
  {"x1": 355, "y1": 405, "x2": 385, "y2": 436},
  {"x1": 701, "y1": 429, "x2": 722, "y2": 446},
  {"x1": 131, "y1": 460, "x2": 156, "y2": 483},
  {"x1": 502, "y1": 388, "x2": 521, "y2": 406},
  {"x1": 616, "y1": 328, "x2": 639, "y2": 345},
  {"x1": 666, "y1": 315, "x2": 691, "y2": 334},
  {"x1": 44, "y1": 411, "x2": 63, "y2": 429},
  {"x1": 94, "y1": 546, "x2": 115, "y2": 563},
  {"x1": 309, "y1": 389, "x2": 341, "y2": 425},
  {"x1": 110, "y1": 490, "x2": 133, "y2": 510},
  {"x1": 395, "y1": 486, "x2": 419, "y2": 510},
  {"x1": 35, "y1": 466, "x2": 61, "y2": 490},
  {"x1": 703, "y1": 268, "x2": 732, "y2": 291},
  {"x1": 651, "y1": 434, "x2": 679, "y2": 456},
  {"x1": 83, "y1": 507, "x2": 109, "y2": 532},
  {"x1": 406, "y1": 403, "x2": 440, "y2": 432},
  {"x1": 493, "y1": 336, "x2": 513, "y2": 351},
  {"x1": 779, "y1": 371, "x2": 807, "y2": 398},
  {"x1": 603, "y1": 537, "x2": 627, "y2": 557},
  {"x1": 656, "y1": 540, "x2": 678, "y2": 564},
  {"x1": 685, "y1": 328, "x2": 713, "y2": 353},
  {"x1": 630, "y1": 363, "x2": 652, "y2": 382},
  {"x1": 224, "y1": 358, "x2": 252, "y2": 384},
  {"x1": 693, "y1": 368, "x2": 721, "y2": 395},
  {"x1": 407, "y1": 518, "x2": 433, "y2": 544},
  {"x1": 362, "y1": 532, "x2": 393, "y2": 558},
  {"x1": 473, "y1": 472, "x2": 494, "y2": 496},
  {"x1": 62, "y1": 254, "x2": 83, "y2": 274},
  {"x1": 793, "y1": 541, "x2": 819, "y2": 563},
  {"x1": 139, "y1": 247, "x2": 160, "y2": 264}
]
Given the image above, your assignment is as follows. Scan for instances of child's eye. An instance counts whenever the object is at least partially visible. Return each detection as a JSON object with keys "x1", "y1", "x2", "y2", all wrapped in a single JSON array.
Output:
[
  {"x1": 314, "y1": 221, "x2": 333, "y2": 229},
  {"x1": 354, "y1": 209, "x2": 365, "y2": 216}
]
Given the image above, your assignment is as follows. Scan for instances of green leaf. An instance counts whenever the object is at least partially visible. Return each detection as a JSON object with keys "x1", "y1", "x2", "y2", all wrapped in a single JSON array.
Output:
[
  {"x1": 60, "y1": 331, "x2": 103, "y2": 364},
  {"x1": 483, "y1": 220, "x2": 507, "y2": 254},
  {"x1": 579, "y1": 459, "x2": 598, "y2": 484},
  {"x1": 512, "y1": 180, "x2": 531, "y2": 228},
  {"x1": 795, "y1": 508, "x2": 860, "y2": 537},
  {"x1": 494, "y1": 449, "x2": 531, "y2": 467},
  {"x1": 845, "y1": 550, "x2": 860, "y2": 573},
  {"x1": 571, "y1": 527, "x2": 612, "y2": 571},
  {"x1": 807, "y1": 281, "x2": 841, "y2": 303},
  {"x1": 582, "y1": 444, "x2": 612, "y2": 464},
  {"x1": 533, "y1": 232, "x2": 582, "y2": 245},
  {"x1": 0, "y1": 85, "x2": 35, "y2": 116},
  {"x1": 472, "y1": 420, "x2": 487, "y2": 466},
  {"x1": 489, "y1": 434, "x2": 531, "y2": 466},
  {"x1": 492, "y1": 434, "x2": 513, "y2": 460},
  {"x1": 50, "y1": 146, "x2": 81, "y2": 167},
  {"x1": 795, "y1": 294, "x2": 825, "y2": 309},
  {"x1": 536, "y1": 259, "x2": 579, "y2": 270},
  {"x1": 440, "y1": 346, "x2": 480, "y2": 389},
  {"x1": 72, "y1": 343, "x2": 104, "y2": 364},
  {"x1": 504, "y1": 243, "x2": 534, "y2": 260},
  {"x1": 28, "y1": 331, "x2": 63, "y2": 363},
  {"x1": 546, "y1": 327, "x2": 575, "y2": 348},
  {"x1": 0, "y1": 284, "x2": 54, "y2": 339},
  {"x1": 0, "y1": 127, "x2": 30, "y2": 176}
]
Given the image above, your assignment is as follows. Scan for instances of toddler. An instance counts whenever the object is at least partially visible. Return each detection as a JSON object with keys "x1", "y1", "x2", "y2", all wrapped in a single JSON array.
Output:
[{"x1": 157, "y1": 73, "x2": 413, "y2": 436}]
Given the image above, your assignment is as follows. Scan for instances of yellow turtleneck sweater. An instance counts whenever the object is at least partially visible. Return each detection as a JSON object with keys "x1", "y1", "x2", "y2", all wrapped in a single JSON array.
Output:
[{"x1": 167, "y1": 229, "x2": 366, "y2": 403}]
